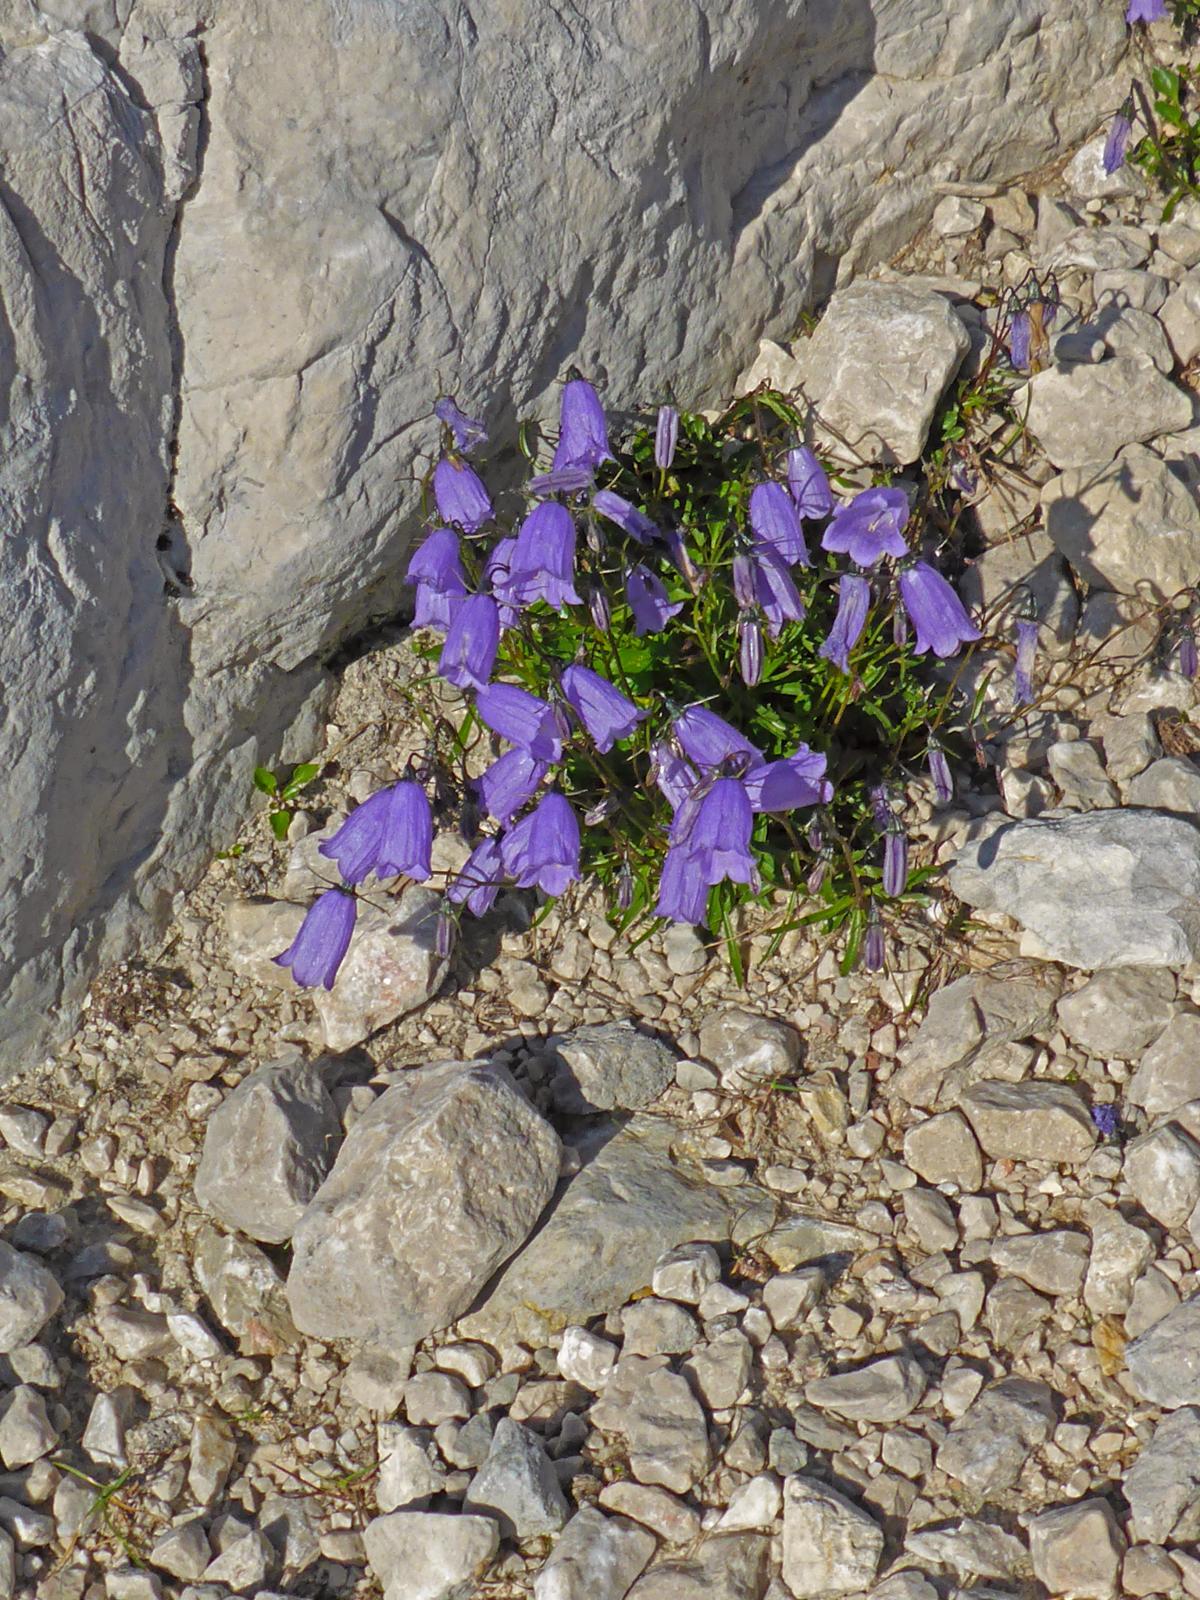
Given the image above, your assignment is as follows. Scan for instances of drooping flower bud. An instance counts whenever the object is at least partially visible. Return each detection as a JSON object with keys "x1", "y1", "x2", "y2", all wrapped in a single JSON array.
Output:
[
  {"x1": 588, "y1": 584, "x2": 611, "y2": 633},
  {"x1": 863, "y1": 905, "x2": 886, "y2": 972},
  {"x1": 738, "y1": 615, "x2": 764, "y2": 687},
  {"x1": 882, "y1": 818, "x2": 908, "y2": 898},
  {"x1": 927, "y1": 736, "x2": 953, "y2": 806},
  {"x1": 617, "y1": 860, "x2": 635, "y2": 911},
  {"x1": 1181, "y1": 626, "x2": 1198, "y2": 680},
  {"x1": 655, "y1": 406, "x2": 679, "y2": 471},
  {"x1": 434, "y1": 905, "x2": 456, "y2": 960}
]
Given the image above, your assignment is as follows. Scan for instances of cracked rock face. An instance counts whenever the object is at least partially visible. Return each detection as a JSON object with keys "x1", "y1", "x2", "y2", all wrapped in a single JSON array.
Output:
[{"x1": 0, "y1": 0, "x2": 1124, "y2": 1063}]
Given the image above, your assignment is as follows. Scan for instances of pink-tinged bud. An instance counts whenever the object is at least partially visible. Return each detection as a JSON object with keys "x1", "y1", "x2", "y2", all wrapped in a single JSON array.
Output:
[
  {"x1": 738, "y1": 616, "x2": 764, "y2": 687},
  {"x1": 807, "y1": 848, "x2": 831, "y2": 895},
  {"x1": 584, "y1": 796, "x2": 617, "y2": 826}
]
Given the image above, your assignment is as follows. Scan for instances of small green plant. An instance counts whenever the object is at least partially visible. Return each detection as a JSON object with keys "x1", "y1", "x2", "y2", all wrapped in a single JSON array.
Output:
[
  {"x1": 51, "y1": 1460, "x2": 148, "y2": 1567},
  {"x1": 1130, "y1": 66, "x2": 1200, "y2": 218},
  {"x1": 252, "y1": 761, "x2": 322, "y2": 841}
]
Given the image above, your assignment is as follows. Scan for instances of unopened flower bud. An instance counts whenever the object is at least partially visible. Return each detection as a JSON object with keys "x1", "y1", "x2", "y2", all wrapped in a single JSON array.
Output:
[
  {"x1": 435, "y1": 906, "x2": 456, "y2": 959},
  {"x1": 655, "y1": 405, "x2": 679, "y2": 472},
  {"x1": 588, "y1": 585, "x2": 611, "y2": 633},
  {"x1": 863, "y1": 906, "x2": 886, "y2": 972},
  {"x1": 738, "y1": 616, "x2": 763, "y2": 687},
  {"x1": 617, "y1": 861, "x2": 634, "y2": 911}
]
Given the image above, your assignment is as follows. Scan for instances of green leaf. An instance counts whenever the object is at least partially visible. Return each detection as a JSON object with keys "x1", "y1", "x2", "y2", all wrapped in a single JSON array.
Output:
[
  {"x1": 269, "y1": 809, "x2": 291, "y2": 841},
  {"x1": 281, "y1": 761, "x2": 321, "y2": 798},
  {"x1": 1152, "y1": 66, "x2": 1182, "y2": 102},
  {"x1": 252, "y1": 766, "x2": 278, "y2": 797}
]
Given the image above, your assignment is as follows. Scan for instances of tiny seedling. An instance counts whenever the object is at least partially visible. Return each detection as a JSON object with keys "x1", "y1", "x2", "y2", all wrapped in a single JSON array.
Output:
[{"x1": 252, "y1": 761, "x2": 322, "y2": 841}]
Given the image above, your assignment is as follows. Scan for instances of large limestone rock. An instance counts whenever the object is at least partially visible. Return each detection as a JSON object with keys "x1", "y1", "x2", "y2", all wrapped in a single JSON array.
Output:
[{"x1": 0, "y1": 2, "x2": 1126, "y2": 1063}]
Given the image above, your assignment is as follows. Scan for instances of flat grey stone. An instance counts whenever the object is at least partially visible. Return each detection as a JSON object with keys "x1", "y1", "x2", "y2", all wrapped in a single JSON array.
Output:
[
  {"x1": 462, "y1": 1417, "x2": 568, "y2": 1539},
  {"x1": 620, "y1": 1297, "x2": 698, "y2": 1358},
  {"x1": 782, "y1": 1476, "x2": 883, "y2": 1599},
  {"x1": 625, "y1": 1533, "x2": 769, "y2": 1600},
  {"x1": 0, "y1": 1244, "x2": 62, "y2": 1354},
  {"x1": 936, "y1": 1379, "x2": 1056, "y2": 1495},
  {"x1": 804, "y1": 1354, "x2": 926, "y2": 1423},
  {"x1": 193, "y1": 1050, "x2": 342, "y2": 1244},
  {"x1": 541, "y1": 1021, "x2": 676, "y2": 1113},
  {"x1": 533, "y1": 1507, "x2": 655, "y2": 1600},
  {"x1": 1125, "y1": 1124, "x2": 1200, "y2": 1230},
  {"x1": 1127, "y1": 758, "x2": 1200, "y2": 818},
  {"x1": 287, "y1": 1061, "x2": 560, "y2": 1345},
  {"x1": 362, "y1": 1511, "x2": 498, "y2": 1600},
  {"x1": 906, "y1": 1518, "x2": 1027, "y2": 1581},
  {"x1": 1129, "y1": 1011, "x2": 1200, "y2": 1120},
  {"x1": 1056, "y1": 968, "x2": 1175, "y2": 1059},
  {"x1": 1026, "y1": 358, "x2": 1191, "y2": 469},
  {"x1": 193, "y1": 1225, "x2": 298, "y2": 1353},
  {"x1": 903, "y1": 1112, "x2": 984, "y2": 1190},
  {"x1": 698, "y1": 1007, "x2": 801, "y2": 1095},
  {"x1": 1125, "y1": 1408, "x2": 1200, "y2": 1543},
  {"x1": 591, "y1": 1356, "x2": 711, "y2": 1494},
  {"x1": 950, "y1": 809, "x2": 1200, "y2": 970},
  {"x1": 682, "y1": 1330, "x2": 754, "y2": 1410},
  {"x1": 959, "y1": 1081, "x2": 1096, "y2": 1165},
  {"x1": 991, "y1": 1229, "x2": 1089, "y2": 1296},
  {"x1": 375, "y1": 1424, "x2": 445, "y2": 1513},
  {"x1": 1027, "y1": 1498, "x2": 1125, "y2": 1600},
  {"x1": 1127, "y1": 1293, "x2": 1200, "y2": 1406},
  {"x1": 1084, "y1": 1204, "x2": 1154, "y2": 1317},
  {"x1": 0, "y1": 1386, "x2": 57, "y2": 1468}
]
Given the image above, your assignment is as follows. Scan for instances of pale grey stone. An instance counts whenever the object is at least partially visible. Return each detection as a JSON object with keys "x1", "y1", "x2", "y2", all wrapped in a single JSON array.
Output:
[
  {"x1": 781, "y1": 1476, "x2": 883, "y2": 1599},
  {"x1": 698, "y1": 1008, "x2": 801, "y2": 1095},
  {"x1": 1161, "y1": 266, "x2": 1200, "y2": 364},
  {"x1": 1123, "y1": 1544, "x2": 1183, "y2": 1597},
  {"x1": 903, "y1": 1111, "x2": 984, "y2": 1190},
  {"x1": 1024, "y1": 359, "x2": 1191, "y2": 469},
  {"x1": 959, "y1": 1081, "x2": 1095, "y2": 1163},
  {"x1": 1125, "y1": 1123, "x2": 1200, "y2": 1229},
  {"x1": 202, "y1": 1530, "x2": 275, "y2": 1594},
  {"x1": 1126, "y1": 1265, "x2": 1181, "y2": 1339},
  {"x1": 105, "y1": 1571, "x2": 164, "y2": 1600},
  {"x1": 342, "y1": 1346, "x2": 414, "y2": 1416},
  {"x1": 936, "y1": 1379, "x2": 1056, "y2": 1495},
  {"x1": 798, "y1": 282, "x2": 970, "y2": 464},
  {"x1": 96, "y1": 1306, "x2": 173, "y2": 1360},
  {"x1": 1127, "y1": 1293, "x2": 1200, "y2": 1406},
  {"x1": 1124, "y1": 1408, "x2": 1200, "y2": 1543},
  {"x1": 985, "y1": 1277, "x2": 1052, "y2": 1348},
  {"x1": 542, "y1": 1021, "x2": 676, "y2": 1113},
  {"x1": 625, "y1": 1533, "x2": 769, "y2": 1600},
  {"x1": 1056, "y1": 968, "x2": 1175, "y2": 1059},
  {"x1": 189, "y1": 1415, "x2": 236, "y2": 1506},
  {"x1": 534, "y1": 1506, "x2": 655, "y2": 1600},
  {"x1": 1129, "y1": 1010, "x2": 1200, "y2": 1118},
  {"x1": 1084, "y1": 1205, "x2": 1155, "y2": 1317},
  {"x1": 682, "y1": 1330, "x2": 753, "y2": 1410},
  {"x1": 556, "y1": 1327, "x2": 617, "y2": 1392},
  {"x1": 362, "y1": 1511, "x2": 498, "y2": 1600},
  {"x1": 1096, "y1": 712, "x2": 1162, "y2": 785},
  {"x1": 871, "y1": 1576, "x2": 939, "y2": 1600},
  {"x1": 376, "y1": 1424, "x2": 444, "y2": 1513},
  {"x1": 1094, "y1": 268, "x2": 1172, "y2": 314},
  {"x1": 463, "y1": 1417, "x2": 568, "y2": 1539},
  {"x1": 758, "y1": 1213, "x2": 873, "y2": 1271},
  {"x1": 902, "y1": 1187, "x2": 959, "y2": 1253},
  {"x1": 1084, "y1": 304, "x2": 1176, "y2": 373},
  {"x1": 287, "y1": 1061, "x2": 560, "y2": 1345},
  {"x1": 0, "y1": 1387, "x2": 57, "y2": 1468},
  {"x1": 458, "y1": 1115, "x2": 768, "y2": 1347},
  {"x1": 403, "y1": 1372, "x2": 470, "y2": 1427},
  {"x1": 934, "y1": 195, "x2": 985, "y2": 236},
  {"x1": 620, "y1": 1298, "x2": 698, "y2": 1358},
  {"x1": 652, "y1": 1243, "x2": 722, "y2": 1305},
  {"x1": 258, "y1": 1494, "x2": 321, "y2": 1580},
  {"x1": 950, "y1": 810, "x2": 1200, "y2": 970},
  {"x1": 1043, "y1": 446, "x2": 1200, "y2": 601},
  {"x1": 1027, "y1": 1499, "x2": 1125, "y2": 1600},
  {"x1": 0, "y1": 1109, "x2": 48, "y2": 1159},
  {"x1": 906, "y1": 1519, "x2": 1027, "y2": 1581},
  {"x1": 81, "y1": 1388, "x2": 135, "y2": 1469},
  {"x1": 991, "y1": 1229, "x2": 1089, "y2": 1296},
  {"x1": 762, "y1": 1270, "x2": 825, "y2": 1330},
  {"x1": 591, "y1": 1356, "x2": 711, "y2": 1494},
  {"x1": 0, "y1": 1245, "x2": 62, "y2": 1354},
  {"x1": 311, "y1": 888, "x2": 447, "y2": 1053},
  {"x1": 598, "y1": 1481, "x2": 701, "y2": 1545},
  {"x1": 717, "y1": 1473, "x2": 783, "y2": 1531},
  {"x1": 193, "y1": 1050, "x2": 341, "y2": 1244},
  {"x1": 1127, "y1": 757, "x2": 1200, "y2": 817},
  {"x1": 1062, "y1": 137, "x2": 1146, "y2": 201},
  {"x1": 193, "y1": 1225, "x2": 298, "y2": 1353},
  {"x1": 1048, "y1": 223, "x2": 1152, "y2": 272},
  {"x1": 805, "y1": 1354, "x2": 926, "y2": 1423},
  {"x1": 1047, "y1": 739, "x2": 1118, "y2": 810}
]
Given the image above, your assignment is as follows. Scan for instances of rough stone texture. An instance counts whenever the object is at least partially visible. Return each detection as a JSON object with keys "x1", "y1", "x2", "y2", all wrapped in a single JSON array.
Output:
[
  {"x1": 458, "y1": 1115, "x2": 770, "y2": 1347},
  {"x1": 1084, "y1": 1204, "x2": 1155, "y2": 1317},
  {"x1": 533, "y1": 1507, "x2": 655, "y2": 1600},
  {"x1": 286, "y1": 1061, "x2": 560, "y2": 1344},
  {"x1": 541, "y1": 1021, "x2": 676, "y2": 1114},
  {"x1": 1129, "y1": 1011, "x2": 1200, "y2": 1120},
  {"x1": 804, "y1": 1354, "x2": 926, "y2": 1423},
  {"x1": 0, "y1": 0, "x2": 1127, "y2": 1065},
  {"x1": 362, "y1": 1511, "x2": 498, "y2": 1600},
  {"x1": 590, "y1": 1356, "x2": 711, "y2": 1494},
  {"x1": 990, "y1": 1229, "x2": 1090, "y2": 1296},
  {"x1": 1124, "y1": 1408, "x2": 1200, "y2": 1544},
  {"x1": 936, "y1": 1379, "x2": 1056, "y2": 1495},
  {"x1": 949, "y1": 810, "x2": 1200, "y2": 970},
  {"x1": 462, "y1": 1418, "x2": 569, "y2": 1539},
  {"x1": 697, "y1": 1007, "x2": 801, "y2": 1095},
  {"x1": 193, "y1": 1225, "x2": 298, "y2": 1354},
  {"x1": 1125, "y1": 1124, "x2": 1200, "y2": 1231},
  {"x1": 1024, "y1": 359, "x2": 1191, "y2": 469},
  {"x1": 781, "y1": 1475, "x2": 884, "y2": 1598},
  {"x1": 1126, "y1": 1294, "x2": 1200, "y2": 1408},
  {"x1": 192, "y1": 1051, "x2": 341, "y2": 1244},
  {"x1": 0, "y1": 1244, "x2": 63, "y2": 1354},
  {"x1": 795, "y1": 282, "x2": 970, "y2": 464},
  {"x1": 1056, "y1": 968, "x2": 1175, "y2": 1060},
  {"x1": 905, "y1": 1519, "x2": 1027, "y2": 1582},
  {"x1": 1042, "y1": 445, "x2": 1200, "y2": 602},
  {"x1": 625, "y1": 1533, "x2": 769, "y2": 1600},
  {"x1": 959, "y1": 1081, "x2": 1096, "y2": 1164},
  {"x1": 1127, "y1": 757, "x2": 1200, "y2": 817},
  {"x1": 310, "y1": 888, "x2": 447, "y2": 1053},
  {"x1": 902, "y1": 1112, "x2": 984, "y2": 1190},
  {"x1": 1027, "y1": 1499, "x2": 1125, "y2": 1600}
]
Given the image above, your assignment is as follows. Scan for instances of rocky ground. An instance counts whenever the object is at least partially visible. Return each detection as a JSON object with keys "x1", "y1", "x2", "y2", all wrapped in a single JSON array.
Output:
[{"x1": 10, "y1": 40, "x2": 1200, "y2": 1600}]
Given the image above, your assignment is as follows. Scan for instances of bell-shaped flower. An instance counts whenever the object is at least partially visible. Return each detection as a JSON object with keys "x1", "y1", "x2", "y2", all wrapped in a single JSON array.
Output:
[
  {"x1": 898, "y1": 562, "x2": 981, "y2": 658},
  {"x1": 743, "y1": 745, "x2": 833, "y2": 813},
  {"x1": 661, "y1": 526, "x2": 702, "y2": 591},
  {"x1": 657, "y1": 778, "x2": 758, "y2": 924},
  {"x1": 927, "y1": 736, "x2": 954, "y2": 805},
  {"x1": 673, "y1": 704, "x2": 763, "y2": 772},
  {"x1": 594, "y1": 490, "x2": 657, "y2": 544},
  {"x1": 749, "y1": 481, "x2": 810, "y2": 567},
  {"x1": 1008, "y1": 310, "x2": 1032, "y2": 370},
  {"x1": 484, "y1": 537, "x2": 521, "y2": 630},
  {"x1": 477, "y1": 748, "x2": 548, "y2": 825},
  {"x1": 407, "y1": 527, "x2": 468, "y2": 631},
  {"x1": 655, "y1": 406, "x2": 679, "y2": 471},
  {"x1": 500, "y1": 792, "x2": 582, "y2": 896},
  {"x1": 1103, "y1": 112, "x2": 1133, "y2": 175},
  {"x1": 818, "y1": 573, "x2": 871, "y2": 673},
  {"x1": 552, "y1": 378, "x2": 614, "y2": 472},
  {"x1": 626, "y1": 564, "x2": 684, "y2": 635},
  {"x1": 506, "y1": 502, "x2": 582, "y2": 610},
  {"x1": 434, "y1": 397, "x2": 487, "y2": 453},
  {"x1": 1182, "y1": 627, "x2": 1199, "y2": 680},
  {"x1": 821, "y1": 488, "x2": 910, "y2": 569},
  {"x1": 475, "y1": 683, "x2": 567, "y2": 762},
  {"x1": 447, "y1": 836, "x2": 505, "y2": 917},
  {"x1": 561, "y1": 664, "x2": 646, "y2": 752},
  {"x1": 439, "y1": 593, "x2": 500, "y2": 689},
  {"x1": 274, "y1": 888, "x2": 357, "y2": 991},
  {"x1": 433, "y1": 457, "x2": 493, "y2": 533},
  {"x1": 882, "y1": 819, "x2": 908, "y2": 898},
  {"x1": 319, "y1": 781, "x2": 433, "y2": 885},
  {"x1": 650, "y1": 740, "x2": 700, "y2": 811},
  {"x1": 1126, "y1": 0, "x2": 1166, "y2": 19},
  {"x1": 864, "y1": 906, "x2": 886, "y2": 971},
  {"x1": 787, "y1": 447, "x2": 833, "y2": 518},
  {"x1": 530, "y1": 464, "x2": 595, "y2": 496},
  {"x1": 735, "y1": 546, "x2": 805, "y2": 638},
  {"x1": 655, "y1": 841, "x2": 711, "y2": 924},
  {"x1": 1014, "y1": 618, "x2": 1038, "y2": 706}
]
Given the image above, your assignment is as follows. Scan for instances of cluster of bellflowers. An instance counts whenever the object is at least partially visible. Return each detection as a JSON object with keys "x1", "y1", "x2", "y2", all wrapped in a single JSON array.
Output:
[{"x1": 275, "y1": 378, "x2": 985, "y2": 990}]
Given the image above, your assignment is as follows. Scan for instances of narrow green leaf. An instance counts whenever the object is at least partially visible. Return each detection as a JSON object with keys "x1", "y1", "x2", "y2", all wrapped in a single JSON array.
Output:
[
  {"x1": 252, "y1": 766, "x2": 278, "y2": 797},
  {"x1": 269, "y1": 809, "x2": 291, "y2": 841}
]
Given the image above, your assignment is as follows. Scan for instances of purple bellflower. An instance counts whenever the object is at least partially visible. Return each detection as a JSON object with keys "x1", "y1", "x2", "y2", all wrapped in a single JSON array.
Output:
[
  {"x1": 274, "y1": 888, "x2": 357, "y2": 991},
  {"x1": 318, "y1": 781, "x2": 433, "y2": 885},
  {"x1": 626, "y1": 564, "x2": 684, "y2": 635},
  {"x1": 447, "y1": 836, "x2": 505, "y2": 918},
  {"x1": 594, "y1": 490, "x2": 657, "y2": 543},
  {"x1": 1092, "y1": 1103, "x2": 1121, "y2": 1139},
  {"x1": 863, "y1": 905, "x2": 886, "y2": 972},
  {"x1": 743, "y1": 745, "x2": 833, "y2": 813},
  {"x1": 656, "y1": 777, "x2": 759, "y2": 923},
  {"x1": 898, "y1": 562, "x2": 981, "y2": 658},
  {"x1": 1181, "y1": 627, "x2": 1198, "y2": 680},
  {"x1": 529, "y1": 464, "x2": 595, "y2": 496},
  {"x1": 407, "y1": 527, "x2": 467, "y2": 631},
  {"x1": 475, "y1": 682, "x2": 567, "y2": 762},
  {"x1": 561, "y1": 664, "x2": 646, "y2": 752},
  {"x1": 500, "y1": 792, "x2": 582, "y2": 896},
  {"x1": 655, "y1": 843, "x2": 710, "y2": 925},
  {"x1": 739, "y1": 616, "x2": 763, "y2": 687},
  {"x1": 587, "y1": 584, "x2": 611, "y2": 632},
  {"x1": 506, "y1": 501, "x2": 582, "y2": 610},
  {"x1": 484, "y1": 537, "x2": 521, "y2": 630},
  {"x1": 661, "y1": 526, "x2": 702, "y2": 592},
  {"x1": 439, "y1": 593, "x2": 500, "y2": 690},
  {"x1": 552, "y1": 379, "x2": 614, "y2": 473},
  {"x1": 822, "y1": 488, "x2": 910, "y2": 569},
  {"x1": 1014, "y1": 618, "x2": 1038, "y2": 707},
  {"x1": 1127, "y1": 0, "x2": 1167, "y2": 19},
  {"x1": 650, "y1": 740, "x2": 700, "y2": 811},
  {"x1": 655, "y1": 406, "x2": 680, "y2": 471},
  {"x1": 1103, "y1": 112, "x2": 1133, "y2": 175},
  {"x1": 748, "y1": 481, "x2": 810, "y2": 567},
  {"x1": 927, "y1": 736, "x2": 954, "y2": 805},
  {"x1": 788, "y1": 446, "x2": 833, "y2": 519},
  {"x1": 673, "y1": 704, "x2": 764, "y2": 772},
  {"x1": 732, "y1": 546, "x2": 806, "y2": 637},
  {"x1": 477, "y1": 748, "x2": 548, "y2": 825},
  {"x1": 818, "y1": 572, "x2": 871, "y2": 673},
  {"x1": 882, "y1": 818, "x2": 908, "y2": 898},
  {"x1": 434, "y1": 397, "x2": 487, "y2": 453},
  {"x1": 1008, "y1": 310, "x2": 1032, "y2": 371},
  {"x1": 433, "y1": 457, "x2": 493, "y2": 534}
]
